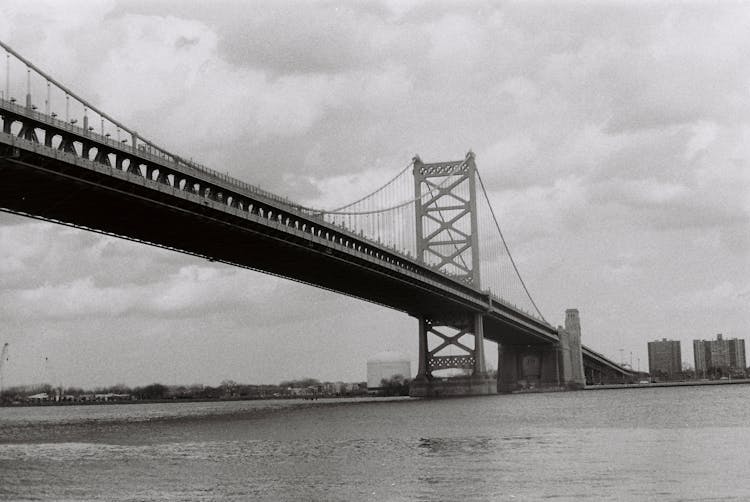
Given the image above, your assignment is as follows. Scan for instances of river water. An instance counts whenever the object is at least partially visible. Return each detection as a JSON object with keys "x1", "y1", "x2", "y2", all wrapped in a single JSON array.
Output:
[{"x1": 1, "y1": 385, "x2": 750, "y2": 501}]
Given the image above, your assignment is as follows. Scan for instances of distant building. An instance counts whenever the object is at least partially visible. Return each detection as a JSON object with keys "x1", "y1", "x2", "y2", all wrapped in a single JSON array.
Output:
[
  {"x1": 322, "y1": 382, "x2": 344, "y2": 396},
  {"x1": 367, "y1": 351, "x2": 411, "y2": 392},
  {"x1": 693, "y1": 334, "x2": 746, "y2": 378},
  {"x1": 647, "y1": 338, "x2": 682, "y2": 380}
]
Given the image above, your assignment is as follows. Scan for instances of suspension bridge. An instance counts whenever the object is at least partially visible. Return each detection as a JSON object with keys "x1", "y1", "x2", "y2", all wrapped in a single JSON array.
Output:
[{"x1": 0, "y1": 41, "x2": 629, "y2": 395}]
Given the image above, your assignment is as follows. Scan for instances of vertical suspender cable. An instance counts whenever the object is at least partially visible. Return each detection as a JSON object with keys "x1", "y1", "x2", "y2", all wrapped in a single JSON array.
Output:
[
  {"x1": 4, "y1": 52, "x2": 9, "y2": 100},
  {"x1": 475, "y1": 168, "x2": 547, "y2": 323}
]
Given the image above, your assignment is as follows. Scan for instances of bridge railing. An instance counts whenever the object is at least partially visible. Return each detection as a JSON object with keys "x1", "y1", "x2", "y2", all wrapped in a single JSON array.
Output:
[{"x1": 0, "y1": 97, "x2": 300, "y2": 209}]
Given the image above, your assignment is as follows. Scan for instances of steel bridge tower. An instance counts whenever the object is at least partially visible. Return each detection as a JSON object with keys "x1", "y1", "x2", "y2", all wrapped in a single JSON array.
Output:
[{"x1": 410, "y1": 151, "x2": 496, "y2": 396}]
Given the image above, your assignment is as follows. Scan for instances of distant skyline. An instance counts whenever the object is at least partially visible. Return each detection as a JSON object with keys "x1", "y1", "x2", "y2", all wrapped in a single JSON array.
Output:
[{"x1": 1, "y1": 1, "x2": 748, "y2": 388}]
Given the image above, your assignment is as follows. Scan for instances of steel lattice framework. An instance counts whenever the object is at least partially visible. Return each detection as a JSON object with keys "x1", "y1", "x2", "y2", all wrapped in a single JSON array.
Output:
[
  {"x1": 413, "y1": 152, "x2": 480, "y2": 287},
  {"x1": 411, "y1": 153, "x2": 488, "y2": 377}
]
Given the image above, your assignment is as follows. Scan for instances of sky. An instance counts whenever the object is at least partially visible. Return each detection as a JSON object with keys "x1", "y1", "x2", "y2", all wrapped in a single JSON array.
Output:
[{"x1": 0, "y1": 0, "x2": 748, "y2": 388}]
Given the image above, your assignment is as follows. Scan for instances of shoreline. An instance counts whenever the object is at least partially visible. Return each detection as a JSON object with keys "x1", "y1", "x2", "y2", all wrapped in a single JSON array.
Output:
[
  {"x1": 585, "y1": 379, "x2": 750, "y2": 390},
  {"x1": 0, "y1": 393, "x2": 386, "y2": 408}
]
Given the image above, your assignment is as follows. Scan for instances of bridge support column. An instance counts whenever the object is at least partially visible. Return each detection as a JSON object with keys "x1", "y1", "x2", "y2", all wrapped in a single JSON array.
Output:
[
  {"x1": 410, "y1": 314, "x2": 497, "y2": 397},
  {"x1": 497, "y1": 309, "x2": 585, "y2": 393},
  {"x1": 562, "y1": 308, "x2": 585, "y2": 387}
]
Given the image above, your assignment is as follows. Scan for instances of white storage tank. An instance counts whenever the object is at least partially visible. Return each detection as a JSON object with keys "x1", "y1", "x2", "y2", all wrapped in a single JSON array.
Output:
[{"x1": 367, "y1": 351, "x2": 411, "y2": 391}]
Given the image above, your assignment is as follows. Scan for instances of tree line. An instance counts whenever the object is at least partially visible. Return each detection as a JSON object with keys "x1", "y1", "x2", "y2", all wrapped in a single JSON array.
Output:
[{"x1": 0, "y1": 378, "x2": 369, "y2": 404}]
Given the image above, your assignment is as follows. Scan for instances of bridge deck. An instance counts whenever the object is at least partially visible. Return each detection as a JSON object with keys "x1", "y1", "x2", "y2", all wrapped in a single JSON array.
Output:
[
  {"x1": 0, "y1": 129, "x2": 558, "y2": 347},
  {"x1": 0, "y1": 98, "x2": 633, "y2": 378}
]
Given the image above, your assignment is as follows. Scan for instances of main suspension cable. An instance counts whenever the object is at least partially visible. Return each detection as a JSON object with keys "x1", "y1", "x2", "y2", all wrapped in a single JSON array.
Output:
[
  {"x1": 299, "y1": 160, "x2": 414, "y2": 214},
  {"x1": 307, "y1": 164, "x2": 459, "y2": 216},
  {"x1": 475, "y1": 167, "x2": 548, "y2": 323}
]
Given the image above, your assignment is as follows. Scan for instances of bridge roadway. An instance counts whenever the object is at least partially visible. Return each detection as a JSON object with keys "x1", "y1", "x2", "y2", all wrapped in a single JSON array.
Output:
[{"x1": 0, "y1": 99, "x2": 627, "y2": 378}]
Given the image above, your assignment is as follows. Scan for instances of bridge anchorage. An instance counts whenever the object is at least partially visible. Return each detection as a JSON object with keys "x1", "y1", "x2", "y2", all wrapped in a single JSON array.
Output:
[{"x1": 0, "y1": 40, "x2": 633, "y2": 395}]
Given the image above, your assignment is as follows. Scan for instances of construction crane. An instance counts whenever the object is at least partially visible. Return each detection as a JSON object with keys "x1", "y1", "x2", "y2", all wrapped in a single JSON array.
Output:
[{"x1": 0, "y1": 343, "x2": 8, "y2": 396}]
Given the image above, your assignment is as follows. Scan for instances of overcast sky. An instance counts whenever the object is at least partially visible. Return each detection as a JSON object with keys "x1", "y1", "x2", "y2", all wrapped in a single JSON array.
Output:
[{"x1": 1, "y1": 0, "x2": 748, "y2": 388}]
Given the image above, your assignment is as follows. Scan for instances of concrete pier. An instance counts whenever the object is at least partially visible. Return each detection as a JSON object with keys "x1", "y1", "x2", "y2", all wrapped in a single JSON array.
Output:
[
  {"x1": 409, "y1": 313, "x2": 497, "y2": 397},
  {"x1": 497, "y1": 309, "x2": 586, "y2": 393}
]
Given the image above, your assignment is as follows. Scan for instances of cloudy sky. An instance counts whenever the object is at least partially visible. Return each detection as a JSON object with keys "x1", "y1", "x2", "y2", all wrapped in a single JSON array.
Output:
[{"x1": 1, "y1": 0, "x2": 748, "y2": 388}]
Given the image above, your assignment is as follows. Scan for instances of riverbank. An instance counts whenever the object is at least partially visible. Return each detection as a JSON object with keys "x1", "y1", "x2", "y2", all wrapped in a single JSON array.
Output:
[
  {"x1": 586, "y1": 378, "x2": 750, "y2": 390},
  {"x1": 0, "y1": 393, "x2": 384, "y2": 408}
]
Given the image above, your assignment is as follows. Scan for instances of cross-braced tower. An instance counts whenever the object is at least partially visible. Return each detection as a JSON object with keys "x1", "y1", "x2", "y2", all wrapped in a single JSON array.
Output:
[
  {"x1": 410, "y1": 151, "x2": 494, "y2": 396},
  {"x1": 413, "y1": 151, "x2": 480, "y2": 286}
]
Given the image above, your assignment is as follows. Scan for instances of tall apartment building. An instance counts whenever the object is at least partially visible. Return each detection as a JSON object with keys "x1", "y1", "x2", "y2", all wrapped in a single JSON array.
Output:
[
  {"x1": 647, "y1": 338, "x2": 682, "y2": 379},
  {"x1": 693, "y1": 334, "x2": 746, "y2": 377}
]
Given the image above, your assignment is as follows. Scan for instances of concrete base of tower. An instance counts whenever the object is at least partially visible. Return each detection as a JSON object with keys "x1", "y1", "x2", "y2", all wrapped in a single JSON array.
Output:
[
  {"x1": 497, "y1": 326, "x2": 585, "y2": 394},
  {"x1": 409, "y1": 374, "x2": 497, "y2": 397}
]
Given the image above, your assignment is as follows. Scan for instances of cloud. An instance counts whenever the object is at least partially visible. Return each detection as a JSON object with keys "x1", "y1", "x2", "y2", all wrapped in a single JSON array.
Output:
[
  {"x1": 676, "y1": 281, "x2": 750, "y2": 312},
  {"x1": 1, "y1": 2, "x2": 749, "y2": 385},
  {"x1": 0, "y1": 217, "x2": 377, "y2": 326},
  {"x1": 0, "y1": 262, "x2": 279, "y2": 321},
  {"x1": 0, "y1": 220, "x2": 190, "y2": 289}
]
